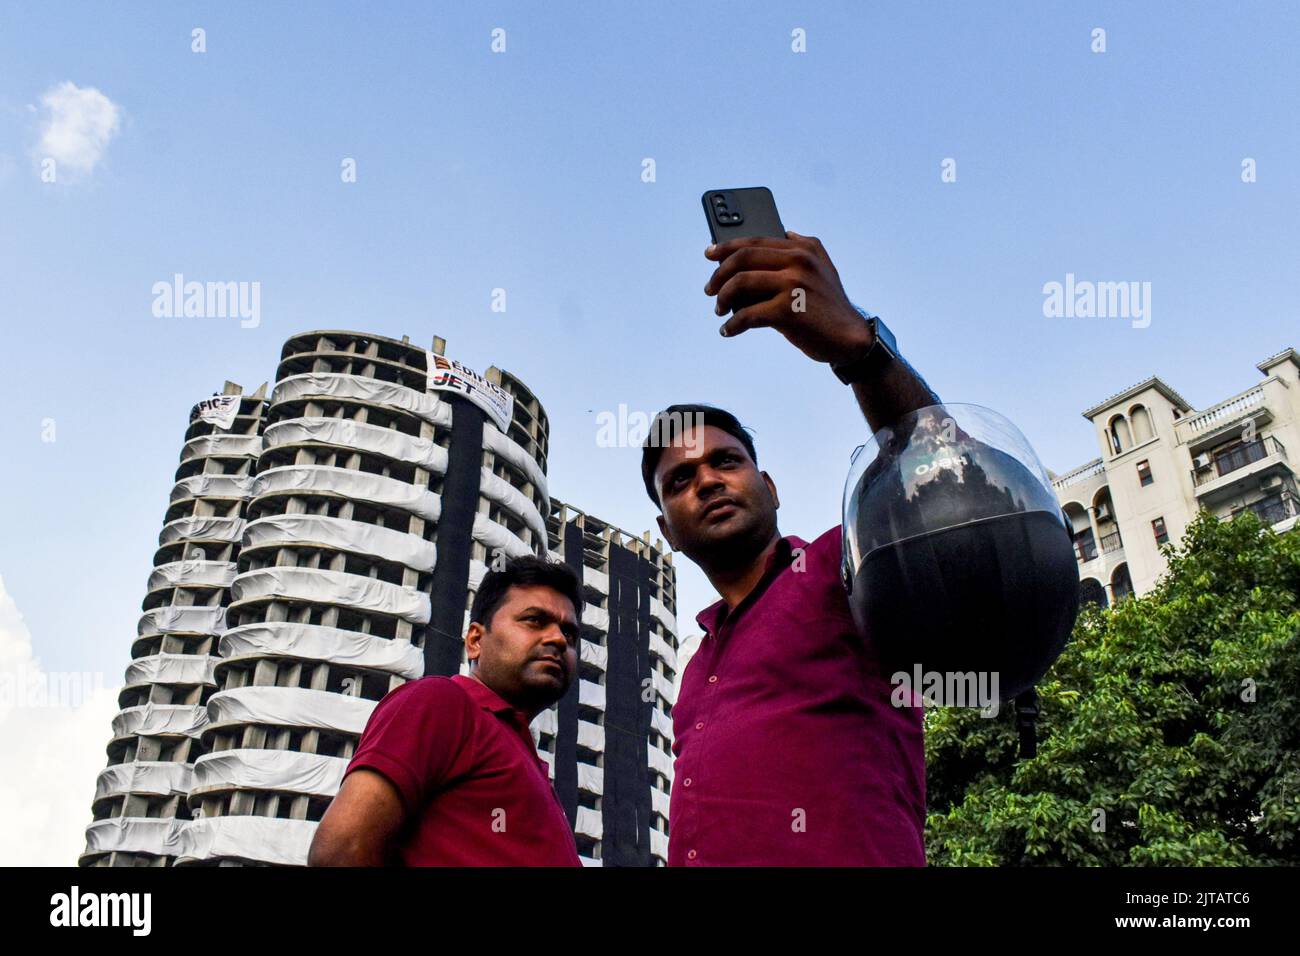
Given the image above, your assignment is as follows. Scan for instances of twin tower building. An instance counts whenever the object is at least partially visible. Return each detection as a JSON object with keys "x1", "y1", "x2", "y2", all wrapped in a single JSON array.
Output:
[{"x1": 81, "y1": 330, "x2": 680, "y2": 867}]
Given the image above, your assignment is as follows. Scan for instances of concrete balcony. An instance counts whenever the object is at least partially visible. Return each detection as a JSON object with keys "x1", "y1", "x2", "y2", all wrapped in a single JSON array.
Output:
[{"x1": 1191, "y1": 436, "x2": 1291, "y2": 503}]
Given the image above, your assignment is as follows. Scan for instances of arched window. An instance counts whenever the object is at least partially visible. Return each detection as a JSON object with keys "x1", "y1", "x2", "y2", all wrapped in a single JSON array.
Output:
[
  {"x1": 1107, "y1": 415, "x2": 1132, "y2": 455},
  {"x1": 1129, "y1": 404, "x2": 1153, "y2": 443},
  {"x1": 1079, "y1": 578, "x2": 1108, "y2": 608},
  {"x1": 1110, "y1": 563, "x2": 1134, "y2": 602}
]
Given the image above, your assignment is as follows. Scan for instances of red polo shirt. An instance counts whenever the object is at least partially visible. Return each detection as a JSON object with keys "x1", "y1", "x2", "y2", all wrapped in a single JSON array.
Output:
[
  {"x1": 344, "y1": 673, "x2": 580, "y2": 866},
  {"x1": 668, "y1": 526, "x2": 927, "y2": 866}
]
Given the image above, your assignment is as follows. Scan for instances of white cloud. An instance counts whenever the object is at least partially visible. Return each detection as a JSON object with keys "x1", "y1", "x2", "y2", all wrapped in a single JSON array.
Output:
[
  {"x1": 0, "y1": 573, "x2": 120, "y2": 866},
  {"x1": 33, "y1": 81, "x2": 121, "y2": 178}
]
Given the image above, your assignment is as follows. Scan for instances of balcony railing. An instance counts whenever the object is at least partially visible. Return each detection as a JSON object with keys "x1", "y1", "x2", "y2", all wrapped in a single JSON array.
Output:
[
  {"x1": 1073, "y1": 537, "x2": 1098, "y2": 564},
  {"x1": 1100, "y1": 530, "x2": 1124, "y2": 553},
  {"x1": 1183, "y1": 385, "x2": 1266, "y2": 436},
  {"x1": 1233, "y1": 493, "x2": 1300, "y2": 527},
  {"x1": 1192, "y1": 436, "x2": 1287, "y2": 488}
]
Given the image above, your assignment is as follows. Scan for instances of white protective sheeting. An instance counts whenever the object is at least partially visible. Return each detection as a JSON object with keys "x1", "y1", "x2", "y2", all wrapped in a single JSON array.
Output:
[
  {"x1": 578, "y1": 679, "x2": 606, "y2": 710},
  {"x1": 575, "y1": 806, "x2": 603, "y2": 840},
  {"x1": 192, "y1": 749, "x2": 348, "y2": 797},
  {"x1": 650, "y1": 829, "x2": 669, "y2": 860},
  {"x1": 584, "y1": 568, "x2": 610, "y2": 595},
  {"x1": 582, "y1": 604, "x2": 610, "y2": 633},
  {"x1": 651, "y1": 669, "x2": 676, "y2": 706},
  {"x1": 170, "y1": 474, "x2": 257, "y2": 502},
  {"x1": 577, "y1": 762, "x2": 604, "y2": 795},
  {"x1": 650, "y1": 595, "x2": 678, "y2": 636},
  {"x1": 264, "y1": 418, "x2": 449, "y2": 473},
  {"x1": 651, "y1": 786, "x2": 670, "y2": 820},
  {"x1": 650, "y1": 705, "x2": 674, "y2": 741},
  {"x1": 243, "y1": 513, "x2": 437, "y2": 572},
  {"x1": 478, "y1": 467, "x2": 547, "y2": 549},
  {"x1": 580, "y1": 638, "x2": 607, "y2": 670},
  {"x1": 137, "y1": 605, "x2": 226, "y2": 637},
  {"x1": 112, "y1": 703, "x2": 208, "y2": 739},
  {"x1": 206, "y1": 685, "x2": 377, "y2": 736},
  {"x1": 176, "y1": 816, "x2": 317, "y2": 867},
  {"x1": 158, "y1": 516, "x2": 245, "y2": 546},
  {"x1": 83, "y1": 817, "x2": 186, "y2": 858},
  {"x1": 124, "y1": 653, "x2": 216, "y2": 687},
  {"x1": 273, "y1": 372, "x2": 453, "y2": 428},
  {"x1": 220, "y1": 621, "x2": 423, "y2": 680},
  {"x1": 533, "y1": 707, "x2": 558, "y2": 736},
  {"x1": 482, "y1": 421, "x2": 549, "y2": 507},
  {"x1": 182, "y1": 434, "x2": 263, "y2": 459},
  {"x1": 148, "y1": 560, "x2": 237, "y2": 591},
  {"x1": 577, "y1": 719, "x2": 604, "y2": 753},
  {"x1": 251, "y1": 465, "x2": 440, "y2": 522},
  {"x1": 472, "y1": 511, "x2": 531, "y2": 561},
  {"x1": 94, "y1": 761, "x2": 194, "y2": 801},
  {"x1": 231, "y1": 566, "x2": 431, "y2": 624},
  {"x1": 648, "y1": 744, "x2": 674, "y2": 781},
  {"x1": 649, "y1": 632, "x2": 678, "y2": 671},
  {"x1": 467, "y1": 559, "x2": 489, "y2": 594}
]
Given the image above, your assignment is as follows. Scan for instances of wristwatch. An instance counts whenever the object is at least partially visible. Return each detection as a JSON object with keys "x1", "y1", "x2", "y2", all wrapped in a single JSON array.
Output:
[{"x1": 831, "y1": 308, "x2": 898, "y2": 385}]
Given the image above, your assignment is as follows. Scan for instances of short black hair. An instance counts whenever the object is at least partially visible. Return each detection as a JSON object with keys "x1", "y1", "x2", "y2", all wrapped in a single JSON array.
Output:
[
  {"x1": 640, "y1": 403, "x2": 758, "y2": 509},
  {"x1": 470, "y1": 554, "x2": 584, "y2": 633}
]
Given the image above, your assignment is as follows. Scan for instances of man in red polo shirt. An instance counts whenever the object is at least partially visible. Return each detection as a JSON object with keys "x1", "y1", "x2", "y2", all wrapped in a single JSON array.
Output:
[
  {"x1": 641, "y1": 231, "x2": 943, "y2": 865},
  {"x1": 308, "y1": 555, "x2": 583, "y2": 866}
]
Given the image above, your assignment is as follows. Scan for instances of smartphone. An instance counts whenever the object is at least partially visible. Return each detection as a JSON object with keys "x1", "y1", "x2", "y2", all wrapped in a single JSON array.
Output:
[{"x1": 701, "y1": 187, "x2": 786, "y2": 244}]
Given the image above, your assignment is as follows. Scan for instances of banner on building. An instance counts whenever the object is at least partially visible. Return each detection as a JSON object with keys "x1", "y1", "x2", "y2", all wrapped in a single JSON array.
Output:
[
  {"x1": 191, "y1": 394, "x2": 241, "y2": 430},
  {"x1": 426, "y1": 352, "x2": 514, "y2": 433}
]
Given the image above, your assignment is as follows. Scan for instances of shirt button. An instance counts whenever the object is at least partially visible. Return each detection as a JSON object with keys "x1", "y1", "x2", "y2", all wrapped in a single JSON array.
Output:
[
  {"x1": 708, "y1": 675, "x2": 718, "y2": 683},
  {"x1": 687, "y1": 849, "x2": 697, "y2": 860},
  {"x1": 695, "y1": 722, "x2": 704, "y2": 730},
  {"x1": 683, "y1": 777, "x2": 692, "y2": 787}
]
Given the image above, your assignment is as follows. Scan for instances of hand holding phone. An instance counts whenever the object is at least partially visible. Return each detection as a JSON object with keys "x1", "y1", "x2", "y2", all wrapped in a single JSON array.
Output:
[
  {"x1": 702, "y1": 187, "x2": 786, "y2": 243},
  {"x1": 700, "y1": 186, "x2": 873, "y2": 367}
]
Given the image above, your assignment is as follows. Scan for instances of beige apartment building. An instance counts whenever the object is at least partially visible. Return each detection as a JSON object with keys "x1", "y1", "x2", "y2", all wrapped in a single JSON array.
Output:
[{"x1": 1051, "y1": 348, "x2": 1300, "y2": 607}]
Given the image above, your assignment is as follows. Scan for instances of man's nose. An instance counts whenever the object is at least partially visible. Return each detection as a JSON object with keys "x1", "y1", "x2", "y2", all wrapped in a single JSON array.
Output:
[
  {"x1": 695, "y1": 465, "x2": 726, "y2": 495},
  {"x1": 540, "y1": 625, "x2": 568, "y2": 653}
]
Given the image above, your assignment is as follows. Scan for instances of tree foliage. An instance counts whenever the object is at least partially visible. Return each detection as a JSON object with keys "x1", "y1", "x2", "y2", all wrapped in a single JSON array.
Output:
[{"x1": 925, "y1": 509, "x2": 1300, "y2": 865}]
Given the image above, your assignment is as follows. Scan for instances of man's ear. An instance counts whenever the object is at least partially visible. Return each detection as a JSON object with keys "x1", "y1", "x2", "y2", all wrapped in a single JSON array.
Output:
[
  {"x1": 656, "y1": 513, "x2": 677, "y2": 551},
  {"x1": 465, "y1": 622, "x2": 483, "y2": 663},
  {"x1": 761, "y1": 470, "x2": 780, "y2": 511}
]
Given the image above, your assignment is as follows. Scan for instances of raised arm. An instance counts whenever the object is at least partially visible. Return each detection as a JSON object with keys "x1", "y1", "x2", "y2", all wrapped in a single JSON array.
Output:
[{"x1": 705, "y1": 232, "x2": 940, "y2": 434}]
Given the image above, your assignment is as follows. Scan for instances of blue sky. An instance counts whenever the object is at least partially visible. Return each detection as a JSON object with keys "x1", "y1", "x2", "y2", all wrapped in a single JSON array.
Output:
[{"x1": 1, "y1": 0, "x2": 1297, "y2": 689}]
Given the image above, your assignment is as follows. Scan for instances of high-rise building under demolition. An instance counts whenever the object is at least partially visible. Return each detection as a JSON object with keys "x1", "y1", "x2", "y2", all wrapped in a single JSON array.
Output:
[{"x1": 82, "y1": 330, "x2": 677, "y2": 867}]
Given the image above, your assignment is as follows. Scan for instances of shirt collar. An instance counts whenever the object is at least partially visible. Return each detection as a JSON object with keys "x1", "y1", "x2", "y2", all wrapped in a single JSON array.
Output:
[
  {"x1": 453, "y1": 673, "x2": 529, "y2": 723},
  {"x1": 694, "y1": 532, "x2": 809, "y2": 637}
]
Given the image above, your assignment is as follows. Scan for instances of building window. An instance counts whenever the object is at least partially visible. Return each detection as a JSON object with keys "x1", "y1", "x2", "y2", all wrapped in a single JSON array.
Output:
[
  {"x1": 1136, "y1": 460, "x2": 1153, "y2": 487},
  {"x1": 1152, "y1": 516, "x2": 1168, "y2": 546}
]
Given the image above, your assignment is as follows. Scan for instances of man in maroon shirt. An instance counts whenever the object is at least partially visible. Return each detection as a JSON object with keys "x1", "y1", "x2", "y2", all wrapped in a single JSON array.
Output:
[
  {"x1": 641, "y1": 231, "x2": 943, "y2": 865},
  {"x1": 308, "y1": 555, "x2": 583, "y2": 866}
]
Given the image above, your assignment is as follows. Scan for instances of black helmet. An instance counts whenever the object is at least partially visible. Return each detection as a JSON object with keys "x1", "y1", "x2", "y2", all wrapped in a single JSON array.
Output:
[{"x1": 841, "y1": 403, "x2": 1079, "y2": 703}]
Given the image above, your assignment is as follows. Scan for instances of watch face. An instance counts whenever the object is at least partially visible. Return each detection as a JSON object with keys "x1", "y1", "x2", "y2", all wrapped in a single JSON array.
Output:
[{"x1": 872, "y1": 317, "x2": 898, "y2": 356}]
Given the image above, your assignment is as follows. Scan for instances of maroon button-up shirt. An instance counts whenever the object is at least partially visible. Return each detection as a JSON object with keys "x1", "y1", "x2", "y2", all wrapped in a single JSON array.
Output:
[
  {"x1": 344, "y1": 674, "x2": 580, "y2": 866},
  {"x1": 668, "y1": 525, "x2": 927, "y2": 866}
]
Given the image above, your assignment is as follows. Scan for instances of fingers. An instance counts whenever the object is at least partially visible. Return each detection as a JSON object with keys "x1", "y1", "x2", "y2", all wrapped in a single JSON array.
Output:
[
  {"x1": 713, "y1": 269, "x2": 789, "y2": 317},
  {"x1": 719, "y1": 300, "x2": 781, "y2": 337},
  {"x1": 704, "y1": 246, "x2": 801, "y2": 296},
  {"x1": 706, "y1": 235, "x2": 797, "y2": 262}
]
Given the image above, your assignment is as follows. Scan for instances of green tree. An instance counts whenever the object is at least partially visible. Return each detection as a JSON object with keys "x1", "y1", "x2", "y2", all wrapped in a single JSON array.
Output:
[{"x1": 925, "y1": 508, "x2": 1300, "y2": 865}]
